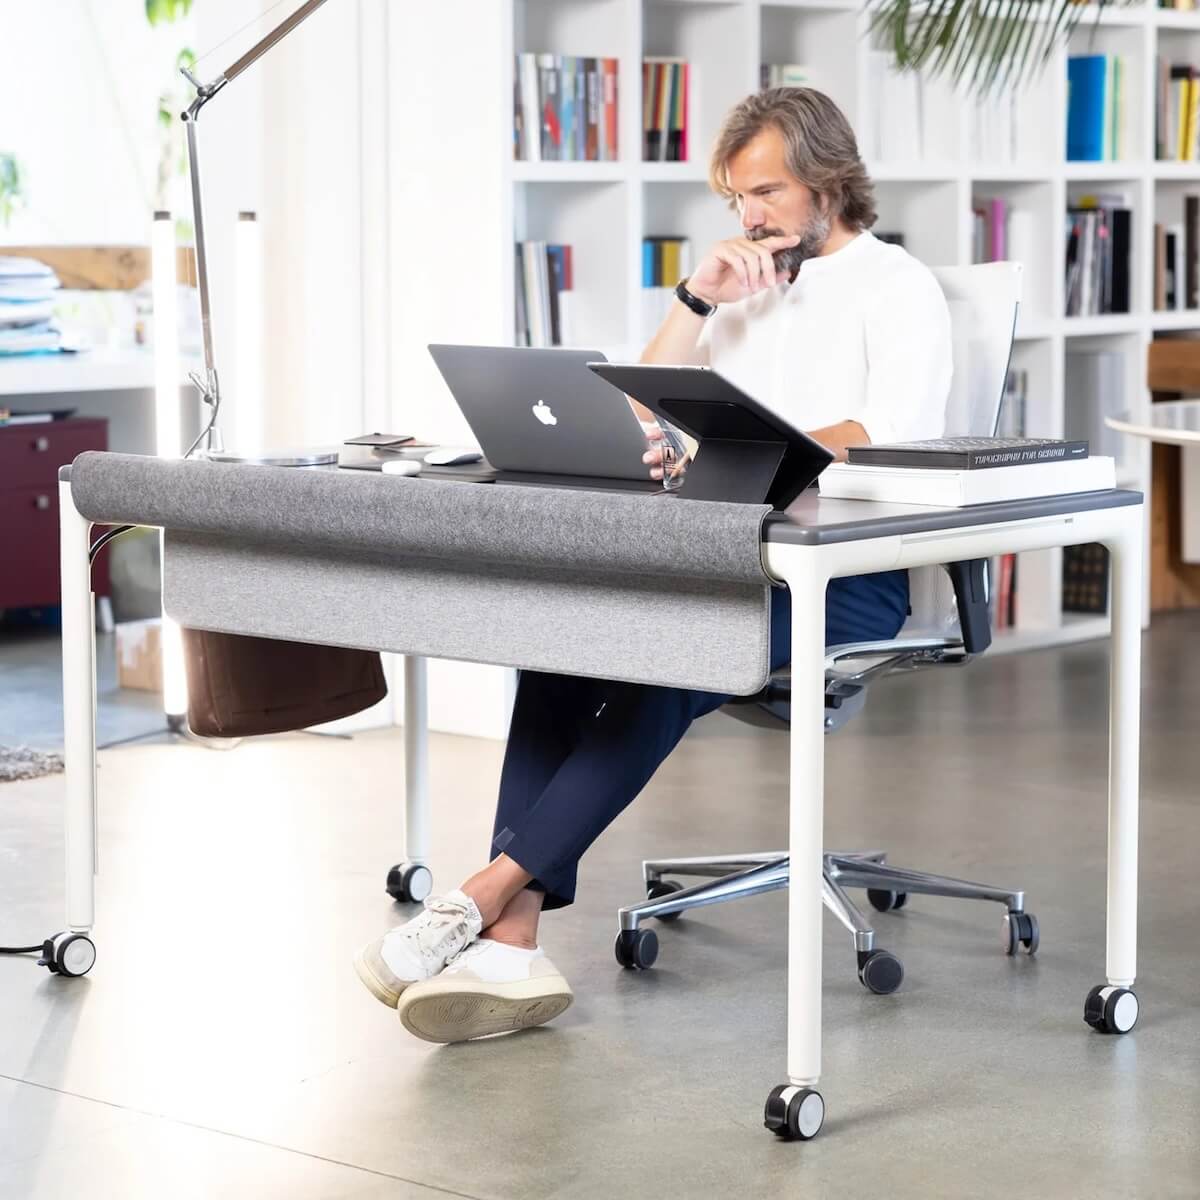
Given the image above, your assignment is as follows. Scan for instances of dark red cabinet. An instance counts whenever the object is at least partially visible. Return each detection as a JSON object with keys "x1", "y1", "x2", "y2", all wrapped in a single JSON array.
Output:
[{"x1": 0, "y1": 417, "x2": 110, "y2": 610}]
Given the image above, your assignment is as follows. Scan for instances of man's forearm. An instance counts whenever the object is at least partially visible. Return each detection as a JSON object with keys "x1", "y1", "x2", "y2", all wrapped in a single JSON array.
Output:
[
  {"x1": 808, "y1": 419, "x2": 869, "y2": 463},
  {"x1": 640, "y1": 298, "x2": 708, "y2": 366}
]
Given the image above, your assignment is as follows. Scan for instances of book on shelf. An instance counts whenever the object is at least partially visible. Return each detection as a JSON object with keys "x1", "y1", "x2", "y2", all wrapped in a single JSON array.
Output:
[
  {"x1": 997, "y1": 368, "x2": 1029, "y2": 439},
  {"x1": 991, "y1": 552, "x2": 1018, "y2": 631},
  {"x1": 1160, "y1": 0, "x2": 1199, "y2": 9},
  {"x1": 640, "y1": 235, "x2": 692, "y2": 342},
  {"x1": 1152, "y1": 194, "x2": 1199, "y2": 311},
  {"x1": 1067, "y1": 54, "x2": 1125, "y2": 162},
  {"x1": 818, "y1": 455, "x2": 1116, "y2": 506},
  {"x1": 513, "y1": 54, "x2": 618, "y2": 162},
  {"x1": 867, "y1": 50, "x2": 924, "y2": 161},
  {"x1": 760, "y1": 63, "x2": 813, "y2": 92},
  {"x1": 847, "y1": 437, "x2": 1089, "y2": 471},
  {"x1": 1065, "y1": 349, "x2": 1126, "y2": 462},
  {"x1": 972, "y1": 197, "x2": 1037, "y2": 311},
  {"x1": 643, "y1": 58, "x2": 689, "y2": 162},
  {"x1": 515, "y1": 241, "x2": 574, "y2": 348},
  {"x1": 1064, "y1": 194, "x2": 1132, "y2": 316},
  {"x1": 969, "y1": 89, "x2": 1019, "y2": 165},
  {"x1": 1062, "y1": 543, "x2": 1110, "y2": 614},
  {"x1": 1154, "y1": 59, "x2": 1200, "y2": 161}
]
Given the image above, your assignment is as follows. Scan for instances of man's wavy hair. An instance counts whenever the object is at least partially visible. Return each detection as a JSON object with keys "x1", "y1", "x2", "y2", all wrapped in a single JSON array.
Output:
[{"x1": 709, "y1": 88, "x2": 877, "y2": 231}]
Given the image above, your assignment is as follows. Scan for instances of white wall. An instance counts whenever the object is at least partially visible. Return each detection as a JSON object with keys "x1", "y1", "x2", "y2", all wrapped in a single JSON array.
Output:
[{"x1": 0, "y1": 1, "x2": 194, "y2": 244}]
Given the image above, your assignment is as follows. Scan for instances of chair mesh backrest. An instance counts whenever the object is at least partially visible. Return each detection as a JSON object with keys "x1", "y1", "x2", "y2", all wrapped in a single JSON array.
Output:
[{"x1": 904, "y1": 262, "x2": 1022, "y2": 637}]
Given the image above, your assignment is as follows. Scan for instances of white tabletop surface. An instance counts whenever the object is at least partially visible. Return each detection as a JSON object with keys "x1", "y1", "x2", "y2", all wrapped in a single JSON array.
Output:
[
  {"x1": 1107, "y1": 400, "x2": 1200, "y2": 446},
  {"x1": 0, "y1": 346, "x2": 201, "y2": 397}
]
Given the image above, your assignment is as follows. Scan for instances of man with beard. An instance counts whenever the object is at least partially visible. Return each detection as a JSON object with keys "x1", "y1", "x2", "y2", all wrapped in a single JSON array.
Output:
[{"x1": 355, "y1": 89, "x2": 954, "y2": 1044}]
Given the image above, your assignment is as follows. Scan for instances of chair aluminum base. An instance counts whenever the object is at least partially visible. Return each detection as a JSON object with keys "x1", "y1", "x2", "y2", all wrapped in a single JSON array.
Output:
[{"x1": 618, "y1": 850, "x2": 1026, "y2": 958}]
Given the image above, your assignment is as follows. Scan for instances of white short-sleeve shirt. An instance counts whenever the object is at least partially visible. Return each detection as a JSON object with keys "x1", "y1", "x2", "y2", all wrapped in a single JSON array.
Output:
[{"x1": 696, "y1": 230, "x2": 953, "y2": 445}]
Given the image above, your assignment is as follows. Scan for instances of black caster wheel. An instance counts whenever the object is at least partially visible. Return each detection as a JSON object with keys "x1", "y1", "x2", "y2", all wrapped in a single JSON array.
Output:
[
  {"x1": 1002, "y1": 910, "x2": 1039, "y2": 956},
  {"x1": 857, "y1": 948, "x2": 904, "y2": 995},
  {"x1": 646, "y1": 879, "x2": 684, "y2": 922},
  {"x1": 614, "y1": 928, "x2": 658, "y2": 970},
  {"x1": 764, "y1": 1084, "x2": 825, "y2": 1141},
  {"x1": 37, "y1": 932, "x2": 96, "y2": 978},
  {"x1": 386, "y1": 862, "x2": 433, "y2": 904},
  {"x1": 867, "y1": 888, "x2": 908, "y2": 913},
  {"x1": 1084, "y1": 984, "x2": 1139, "y2": 1034}
]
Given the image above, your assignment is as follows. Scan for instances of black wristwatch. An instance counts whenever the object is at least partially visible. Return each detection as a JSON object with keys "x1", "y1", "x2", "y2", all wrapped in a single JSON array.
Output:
[{"x1": 675, "y1": 277, "x2": 717, "y2": 318}]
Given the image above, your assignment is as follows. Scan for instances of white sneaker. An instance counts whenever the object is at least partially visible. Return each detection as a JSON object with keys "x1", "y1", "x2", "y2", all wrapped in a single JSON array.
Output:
[
  {"x1": 396, "y1": 938, "x2": 573, "y2": 1043},
  {"x1": 353, "y1": 889, "x2": 483, "y2": 1008}
]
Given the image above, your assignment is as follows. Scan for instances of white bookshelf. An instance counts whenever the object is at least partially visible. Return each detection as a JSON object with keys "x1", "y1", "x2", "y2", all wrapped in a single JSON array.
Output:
[{"x1": 492, "y1": 0, "x2": 1200, "y2": 653}]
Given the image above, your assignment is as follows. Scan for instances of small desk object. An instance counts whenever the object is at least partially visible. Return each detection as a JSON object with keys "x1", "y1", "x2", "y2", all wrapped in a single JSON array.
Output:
[{"x1": 51, "y1": 453, "x2": 1144, "y2": 1143}]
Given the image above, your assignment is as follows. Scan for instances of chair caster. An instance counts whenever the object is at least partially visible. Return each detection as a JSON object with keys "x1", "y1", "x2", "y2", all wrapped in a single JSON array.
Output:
[
  {"x1": 1002, "y1": 910, "x2": 1039, "y2": 956},
  {"x1": 1084, "y1": 985, "x2": 1139, "y2": 1034},
  {"x1": 857, "y1": 948, "x2": 904, "y2": 994},
  {"x1": 37, "y1": 932, "x2": 96, "y2": 978},
  {"x1": 646, "y1": 879, "x2": 684, "y2": 921},
  {"x1": 614, "y1": 928, "x2": 658, "y2": 970},
  {"x1": 764, "y1": 1084, "x2": 824, "y2": 1141},
  {"x1": 386, "y1": 862, "x2": 433, "y2": 904},
  {"x1": 866, "y1": 888, "x2": 907, "y2": 913}
]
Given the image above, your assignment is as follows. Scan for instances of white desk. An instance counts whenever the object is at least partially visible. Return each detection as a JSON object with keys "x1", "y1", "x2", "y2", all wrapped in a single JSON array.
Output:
[
  {"x1": 50, "y1": 467, "x2": 1145, "y2": 1143},
  {"x1": 0, "y1": 348, "x2": 202, "y2": 455}
]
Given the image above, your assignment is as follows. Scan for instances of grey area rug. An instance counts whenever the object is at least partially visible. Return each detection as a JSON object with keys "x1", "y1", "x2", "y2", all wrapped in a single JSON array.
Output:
[{"x1": 0, "y1": 746, "x2": 65, "y2": 782}]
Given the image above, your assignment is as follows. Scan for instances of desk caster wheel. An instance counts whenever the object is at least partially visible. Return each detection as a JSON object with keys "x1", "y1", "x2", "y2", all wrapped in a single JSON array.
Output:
[
  {"x1": 646, "y1": 879, "x2": 683, "y2": 922},
  {"x1": 764, "y1": 1085, "x2": 824, "y2": 1141},
  {"x1": 1002, "y1": 911, "x2": 1039, "y2": 956},
  {"x1": 615, "y1": 928, "x2": 658, "y2": 970},
  {"x1": 857, "y1": 948, "x2": 904, "y2": 994},
  {"x1": 37, "y1": 932, "x2": 96, "y2": 978},
  {"x1": 1085, "y1": 985, "x2": 1139, "y2": 1034},
  {"x1": 867, "y1": 888, "x2": 907, "y2": 912},
  {"x1": 386, "y1": 862, "x2": 433, "y2": 904}
]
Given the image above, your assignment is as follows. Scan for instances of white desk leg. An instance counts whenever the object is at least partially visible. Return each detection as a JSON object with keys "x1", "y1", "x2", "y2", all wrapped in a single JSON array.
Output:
[
  {"x1": 763, "y1": 558, "x2": 829, "y2": 1141},
  {"x1": 1085, "y1": 510, "x2": 1143, "y2": 1035},
  {"x1": 59, "y1": 483, "x2": 99, "y2": 946},
  {"x1": 388, "y1": 655, "x2": 433, "y2": 904}
]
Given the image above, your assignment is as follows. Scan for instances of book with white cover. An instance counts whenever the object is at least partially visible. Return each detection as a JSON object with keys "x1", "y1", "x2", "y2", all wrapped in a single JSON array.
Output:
[{"x1": 819, "y1": 456, "x2": 1116, "y2": 507}]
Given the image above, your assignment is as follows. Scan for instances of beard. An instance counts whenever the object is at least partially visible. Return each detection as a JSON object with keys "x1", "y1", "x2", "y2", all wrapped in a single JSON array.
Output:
[{"x1": 748, "y1": 207, "x2": 832, "y2": 278}]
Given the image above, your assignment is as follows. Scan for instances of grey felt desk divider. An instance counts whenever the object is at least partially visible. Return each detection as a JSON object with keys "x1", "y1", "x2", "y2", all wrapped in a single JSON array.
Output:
[{"x1": 69, "y1": 452, "x2": 776, "y2": 694}]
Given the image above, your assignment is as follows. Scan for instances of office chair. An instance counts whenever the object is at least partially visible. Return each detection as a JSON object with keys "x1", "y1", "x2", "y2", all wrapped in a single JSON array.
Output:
[{"x1": 614, "y1": 262, "x2": 1035, "y2": 995}]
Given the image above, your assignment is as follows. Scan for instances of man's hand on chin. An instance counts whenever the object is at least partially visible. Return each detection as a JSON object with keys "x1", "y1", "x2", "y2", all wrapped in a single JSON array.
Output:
[{"x1": 807, "y1": 420, "x2": 870, "y2": 463}]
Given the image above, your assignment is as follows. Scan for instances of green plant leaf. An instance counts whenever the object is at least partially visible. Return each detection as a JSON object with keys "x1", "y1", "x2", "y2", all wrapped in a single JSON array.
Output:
[
  {"x1": 865, "y1": 0, "x2": 1129, "y2": 98},
  {"x1": 146, "y1": 0, "x2": 193, "y2": 27}
]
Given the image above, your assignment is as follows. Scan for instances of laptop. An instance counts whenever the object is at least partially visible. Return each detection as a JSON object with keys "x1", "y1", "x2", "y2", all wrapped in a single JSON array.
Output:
[{"x1": 426, "y1": 345, "x2": 658, "y2": 491}]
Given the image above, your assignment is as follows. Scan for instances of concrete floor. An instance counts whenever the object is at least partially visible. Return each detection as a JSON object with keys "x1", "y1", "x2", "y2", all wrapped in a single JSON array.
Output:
[{"x1": 1, "y1": 618, "x2": 1200, "y2": 1198}]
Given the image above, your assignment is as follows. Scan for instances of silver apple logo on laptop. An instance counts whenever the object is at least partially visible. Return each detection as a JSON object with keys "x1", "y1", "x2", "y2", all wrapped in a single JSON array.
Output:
[{"x1": 531, "y1": 400, "x2": 557, "y2": 426}]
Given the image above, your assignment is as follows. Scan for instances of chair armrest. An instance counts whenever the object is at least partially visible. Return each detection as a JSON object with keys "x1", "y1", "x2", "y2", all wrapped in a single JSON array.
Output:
[{"x1": 946, "y1": 559, "x2": 992, "y2": 654}]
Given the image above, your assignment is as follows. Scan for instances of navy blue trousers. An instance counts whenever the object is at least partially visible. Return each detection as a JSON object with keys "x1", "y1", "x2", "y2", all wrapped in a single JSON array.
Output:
[{"x1": 489, "y1": 570, "x2": 910, "y2": 910}]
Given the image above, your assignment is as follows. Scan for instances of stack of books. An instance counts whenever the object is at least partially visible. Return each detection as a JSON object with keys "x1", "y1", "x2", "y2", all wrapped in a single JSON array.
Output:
[
  {"x1": 821, "y1": 437, "x2": 1113, "y2": 507},
  {"x1": 643, "y1": 58, "x2": 689, "y2": 161},
  {"x1": 971, "y1": 196, "x2": 1036, "y2": 289},
  {"x1": 1067, "y1": 54, "x2": 1126, "y2": 162},
  {"x1": 1153, "y1": 195, "x2": 1199, "y2": 310},
  {"x1": 1155, "y1": 60, "x2": 1200, "y2": 161},
  {"x1": 641, "y1": 236, "x2": 691, "y2": 342},
  {"x1": 515, "y1": 241, "x2": 574, "y2": 348},
  {"x1": 1064, "y1": 195, "x2": 1132, "y2": 316},
  {"x1": 0, "y1": 258, "x2": 66, "y2": 355},
  {"x1": 513, "y1": 54, "x2": 618, "y2": 162},
  {"x1": 969, "y1": 89, "x2": 1020, "y2": 165}
]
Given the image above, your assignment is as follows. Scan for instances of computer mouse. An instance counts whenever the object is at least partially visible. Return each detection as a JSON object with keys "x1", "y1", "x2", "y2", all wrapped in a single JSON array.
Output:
[
  {"x1": 381, "y1": 459, "x2": 422, "y2": 476},
  {"x1": 423, "y1": 447, "x2": 483, "y2": 466}
]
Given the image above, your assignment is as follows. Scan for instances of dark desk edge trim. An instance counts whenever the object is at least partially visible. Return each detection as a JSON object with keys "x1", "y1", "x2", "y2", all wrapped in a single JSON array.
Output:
[{"x1": 764, "y1": 489, "x2": 1144, "y2": 546}]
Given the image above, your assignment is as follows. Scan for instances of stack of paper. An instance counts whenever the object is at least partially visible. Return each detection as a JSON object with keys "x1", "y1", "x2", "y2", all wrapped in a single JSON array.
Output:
[{"x1": 0, "y1": 257, "x2": 65, "y2": 355}]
